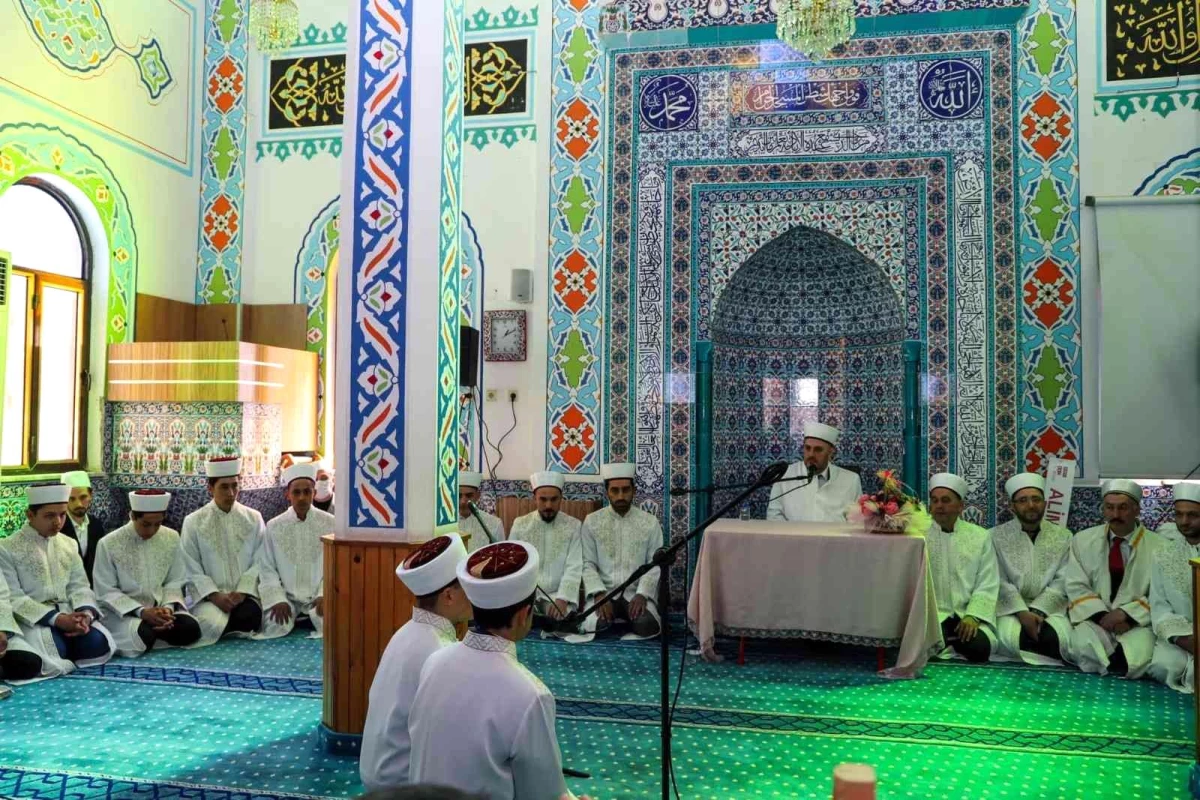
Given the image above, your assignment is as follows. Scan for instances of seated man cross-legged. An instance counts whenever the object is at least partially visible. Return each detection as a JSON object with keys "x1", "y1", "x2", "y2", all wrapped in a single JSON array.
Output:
[
  {"x1": 926, "y1": 473, "x2": 1000, "y2": 663},
  {"x1": 259, "y1": 463, "x2": 335, "y2": 638},
  {"x1": 93, "y1": 490, "x2": 202, "y2": 656},
  {"x1": 507, "y1": 470, "x2": 585, "y2": 630},
  {"x1": 0, "y1": 482, "x2": 114, "y2": 677},
  {"x1": 0, "y1": 567, "x2": 43, "y2": 685},
  {"x1": 1148, "y1": 482, "x2": 1200, "y2": 692}
]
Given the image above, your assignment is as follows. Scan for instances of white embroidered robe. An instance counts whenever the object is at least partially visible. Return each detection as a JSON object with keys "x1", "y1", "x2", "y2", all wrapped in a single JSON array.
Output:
[
  {"x1": 989, "y1": 518, "x2": 1073, "y2": 663},
  {"x1": 766, "y1": 462, "x2": 863, "y2": 523},
  {"x1": 409, "y1": 632, "x2": 571, "y2": 800},
  {"x1": 458, "y1": 509, "x2": 505, "y2": 553},
  {"x1": 1156, "y1": 522, "x2": 1185, "y2": 545},
  {"x1": 1064, "y1": 524, "x2": 1160, "y2": 677},
  {"x1": 0, "y1": 526, "x2": 114, "y2": 678},
  {"x1": 925, "y1": 519, "x2": 1000, "y2": 647},
  {"x1": 1148, "y1": 537, "x2": 1200, "y2": 693},
  {"x1": 360, "y1": 608, "x2": 458, "y2": 790},
  {"x1": 0, "y1": 562, "x2": 43, "y2": 672},
  {"x1": 258, "y1": 506, "x2": 335, "y2": 638},
  {"x1": 179, "y1": 501, "x2": 265, "y2": 645},
  {"x1": 508, "y1": 510, "x2": 584, "y2": 605},
  {"x1": 93, "y1": 523, "x2": 192, "y2": 656},
  {"x1": 580, "y1": 505, "x2": 663, "y2": 619}
]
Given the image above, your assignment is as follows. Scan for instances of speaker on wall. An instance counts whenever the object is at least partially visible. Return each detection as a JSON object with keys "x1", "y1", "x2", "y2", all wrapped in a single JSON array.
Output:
[
  {"x1": 510, "y1": 269, "x2": 533, "y2": 304},
  {"x1": 460, "y1": 325, "x2": 480, "y2": 387}
]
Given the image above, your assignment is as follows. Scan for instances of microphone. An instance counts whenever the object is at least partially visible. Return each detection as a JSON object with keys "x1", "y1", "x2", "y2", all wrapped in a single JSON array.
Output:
[
  {"x1": 466, "y1": 500, "x2": 497, "y2": 544},
  {"x1": 563, "y1": 767, "x2": 591, "y2": 779},
  {"x1": 668, "y1": 461, "x2": 792, "y2": 496}
]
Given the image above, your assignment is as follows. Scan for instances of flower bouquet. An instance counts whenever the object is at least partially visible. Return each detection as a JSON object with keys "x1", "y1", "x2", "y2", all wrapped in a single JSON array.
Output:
[{"x1": 848, "y1": 470, "x2": 931, "y2": 535}]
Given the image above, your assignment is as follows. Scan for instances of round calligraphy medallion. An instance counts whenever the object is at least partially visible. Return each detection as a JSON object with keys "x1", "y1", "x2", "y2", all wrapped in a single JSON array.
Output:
[
  {"x1": 639, "y1": 74, "x2": 699, "y2": 132},
  {"x1": 918, "y1": 59, "x2": 983, "y2": 121}
]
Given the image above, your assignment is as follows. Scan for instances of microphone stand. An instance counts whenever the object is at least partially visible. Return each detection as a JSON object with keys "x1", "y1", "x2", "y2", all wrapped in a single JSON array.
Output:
[
  {"x1": 559, "y1": 462, "x2": 790, "y2": 800},
  {"x1": 465, "y1": 501, "x2": 498, "y2": 543}
]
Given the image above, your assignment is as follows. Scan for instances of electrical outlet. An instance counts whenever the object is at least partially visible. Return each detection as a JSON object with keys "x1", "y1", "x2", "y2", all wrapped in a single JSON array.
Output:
[
  {"x1": 484, "y1": 389, "x2": 498, "y2": 402},
  {"x1": 508, "y1": 390, "x2": 518, "y2": 403}
]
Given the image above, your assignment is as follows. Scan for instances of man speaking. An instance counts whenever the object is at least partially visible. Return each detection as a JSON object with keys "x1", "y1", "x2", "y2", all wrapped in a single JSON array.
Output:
[{"x1": 766, "y1": 421, "x2": 862, "y2": 523}]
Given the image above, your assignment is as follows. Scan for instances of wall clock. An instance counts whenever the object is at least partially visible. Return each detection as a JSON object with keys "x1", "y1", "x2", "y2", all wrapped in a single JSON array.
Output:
[{"x1": 483, "y1": 309, "x2": 527, "y2": 362}]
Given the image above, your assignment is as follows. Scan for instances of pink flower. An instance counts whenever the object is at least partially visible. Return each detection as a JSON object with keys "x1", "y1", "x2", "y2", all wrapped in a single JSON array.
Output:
[
  {"x1": 884, "y1": 500, "x2": 900, "y2": 516},
  {"x1": 861, "y1": 500, "x2": 880, "y2": 515}
]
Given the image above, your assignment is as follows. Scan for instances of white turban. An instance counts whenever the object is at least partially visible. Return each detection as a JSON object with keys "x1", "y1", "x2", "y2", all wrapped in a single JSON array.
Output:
[
  {"x1": 459, "y1": 471, "x2": 483, "y2": 489},
  {"x1": 1101, "y1": 479, "x2": 1141, "y2": 503},
  {"x1": 26, "y1": 483, "x2": 69, "y2": 505},
  {"x1": 396, "y1": 535, "x2": 469, "y2": 597},
  {"x1": 282, "y1": 462, "x2": 318, "y2": 486},
  {"x1": 600, "y1": 463, "x2": 636, "y2": 482},
  {"x1": 530, "y1": 471, "x2": 565, "y2": 491},
  {"x1": 457, "y1": 541, "x2": 540, "y2": 609},
  {"x1": 129, "y1": 490, "x2": 171, "y2": 513},
  {"x1": 803, "y1": 421, "x2": 840, "y2": 447},
  {"x1": 1173, "y1": 482, "x2": 1200, "y2": 505},
  {"x1": 205, "y1": 457, "x2": 242, "y2": 478},
  {"x1": 929, "y1": 472, "x2": 969, "y2": 501},
  {"x1": 1004, "y1": 473, "x2": 1045, "y2": 498}
]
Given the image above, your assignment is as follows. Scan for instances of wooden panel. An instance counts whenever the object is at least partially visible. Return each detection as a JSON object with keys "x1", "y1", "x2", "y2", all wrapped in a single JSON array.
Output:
[
  {"x1": 134, "y1": 293, "x2": 196, "y2": 342},
  {"x1": 494, "y1": 496, "x2": 600, "y2": 534},
  {"x1": 195, "y1": 303, "x2": 239, "y2": 341},
  {"x1": 242, "y1": 304, "x2": 308, "y2": 350}
]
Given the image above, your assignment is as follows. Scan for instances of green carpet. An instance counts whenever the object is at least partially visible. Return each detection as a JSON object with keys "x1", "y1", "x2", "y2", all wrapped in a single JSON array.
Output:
[{"x1": 0, "y1": 631, "x2": 1192, "y2": 799}]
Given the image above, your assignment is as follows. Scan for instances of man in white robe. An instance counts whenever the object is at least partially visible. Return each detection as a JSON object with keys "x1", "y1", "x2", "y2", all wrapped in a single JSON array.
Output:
[
  {"x1": 409, "y1": 540, "x2": 577, "y2": 799},
  {"x1": 1148, "y1": 483, "x2": 1200, "y2": 692},
  {"x1": 1064, "y1": 479, "x2": 1161, "y2": 678},
  {"x1": 457, "y1": 471, "x2": 504, "y2": 552},
  {"x1": 578, "y1": 462, "x2": 663, "y2": 638},
  {"x1": 0, "y1": 567, "x2": 43, "y2": 685},
  {"x1": 259, "y1": 463, "x2": 336, "y2": 638},
  {"x1": 360, "y1": 534, "x2": 471, "y2": 790},
  {"x1": 508, "y1": 470, "x2": 584, "y2": 627},
  {"x1": 180, "y1": 457, "x2": 265, "y2": 645},
  {"x1": 767, "y1": 421, "x2": 863, "y2": 523},
  {"x1": 0, "y1": 482, "x2": 114, "y2": 678},
  {"x1": 990, "y1": 473, "x2": 1073, "y2": 664},
  {"x1": 313, "y1": 461, "x2": 336, "y2": 514},
  {"x1": 93, "y1": 490, "x2": 202, "y2": 656},
  {"x1": 926, "y1": 473, "x2": 999, "y2": 662}
]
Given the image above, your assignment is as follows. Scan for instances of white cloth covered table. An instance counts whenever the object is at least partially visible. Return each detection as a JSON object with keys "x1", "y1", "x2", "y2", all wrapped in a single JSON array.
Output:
[{"x1": 686, "y1": 519, "x2": 942, "y2": 677}]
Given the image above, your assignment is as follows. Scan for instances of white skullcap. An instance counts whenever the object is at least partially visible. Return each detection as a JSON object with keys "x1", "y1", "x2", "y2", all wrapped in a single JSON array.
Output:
[
  {"x1": 600, "y1": 463, "x2": 636, "y2": 481},
  {"x1": 396, "y1": 534, "x2": 468, "y2": 597},
  {"x1": 531, "y1": 471, "x2": 565, "y2": 491},
  {"x1": 26, "y1": 483, "x2": 69, "y2": 506},
  {"x1": 129, "y1": 490, "x2": 171, "y2": 513},
  {"x1": 803, "y1": 421, "x2": 841, "y2": 447},
  {"x1": 459, "y1": 471, "x2": 483, "y2": 489},
  {"x1": 1004, "y1": 473, "x2": 1045, "y2": 498},
  {"x1": 457, "y1": 540, "x2": 540, "y2": 610},
  {"x1": 1173, "y1": 483, "x2": 1200, "y2": 505},
  {"x1": 61, "y1": 471, "x2": 91, "y2": 489},
  {"x1": 929, "y1": 472, "x2": 969, "y2": 501},
  {"x1": 282, "y1": 462, "x2": 318, "y2": 486},
  {"x1": 314, "y1": 460, "x2": 333, "y2": 474},
  {"x1": 1101, "y1": 479, "x2": 1141, "y2": 503},
  {"x1": 205, "y1": 457, "x2": 242, "y2": 478}
]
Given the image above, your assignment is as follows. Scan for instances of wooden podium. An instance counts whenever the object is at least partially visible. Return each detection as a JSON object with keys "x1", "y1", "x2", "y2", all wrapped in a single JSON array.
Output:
[{"x1": 320, "y1": 532, "x2": 468, "y2": 753}]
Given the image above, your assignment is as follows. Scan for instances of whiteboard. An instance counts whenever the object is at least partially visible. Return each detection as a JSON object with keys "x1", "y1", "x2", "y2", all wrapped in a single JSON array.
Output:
[{"x1": 1094, "y1": 195, "x2": 1200, "y2": 478}]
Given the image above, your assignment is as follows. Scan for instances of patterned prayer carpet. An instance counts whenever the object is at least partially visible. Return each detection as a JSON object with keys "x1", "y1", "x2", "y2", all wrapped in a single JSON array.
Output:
[{"x1": 0, "y1": 629, "x2": 1191, "y2": 799}]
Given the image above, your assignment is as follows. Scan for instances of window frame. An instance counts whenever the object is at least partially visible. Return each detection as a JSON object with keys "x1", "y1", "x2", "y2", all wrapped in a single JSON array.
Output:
[{"x1": 1, "y1": 178, "x2": 91, "y2": 475}]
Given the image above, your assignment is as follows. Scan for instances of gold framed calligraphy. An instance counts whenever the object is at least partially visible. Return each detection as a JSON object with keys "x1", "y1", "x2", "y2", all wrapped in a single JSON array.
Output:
[
  {"x1": 267, "y1": 55, "x2": 347, "y2": 130},
  {"x1": 1102, "y1": 0, "x2": 1200, "y2": 90},
  {"x1": 465, "y1": 39, "x2": 529, "y2": 117}
]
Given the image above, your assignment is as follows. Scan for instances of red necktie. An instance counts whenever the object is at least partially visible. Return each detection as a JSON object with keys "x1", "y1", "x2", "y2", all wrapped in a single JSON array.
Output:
[{"x1": 1108, "y1": 537, "x2": 1125, "y2": 602}]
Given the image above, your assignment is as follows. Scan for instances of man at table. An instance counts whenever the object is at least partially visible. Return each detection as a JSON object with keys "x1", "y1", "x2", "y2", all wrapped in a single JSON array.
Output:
[
  {"x1": 180, "y1": 457, "x2": 266, "y2": 645},
  {"x1": 1063, "y1": 479, "x2": 1161, "y2": 678},
  {"x1": 60, "y1": 471, "x2": 111, "y2": 585},
  {"x1": 579, "y1": 463, "x2": 662, "y2": 638},
  {"x1": 458, "y1": 472, "x2": 504, "y2": 552},
  {"x1": 1146, "y1": 483, "x2": 1200, "y2": 692},
  {"x1": 926, "y1": 472, "x2": 999, "y2": 663},
  {"x1": 508, "y1": 471, "x2": 584, "y2": 627},
  {"x1": 990, "y1": 472, "x2": 1074, "y2": 664},
  {"x1": 766, "y1": 422, "x2": 862, "y2": 523},
  {"x1": 258, "y1": 463, "x2": 335, "y2": 638}
]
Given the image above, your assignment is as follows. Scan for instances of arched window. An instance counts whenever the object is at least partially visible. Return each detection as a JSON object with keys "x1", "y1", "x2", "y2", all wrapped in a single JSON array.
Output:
[{"x1": 0, "y1": 179, "x2": 91, "y2": 472}]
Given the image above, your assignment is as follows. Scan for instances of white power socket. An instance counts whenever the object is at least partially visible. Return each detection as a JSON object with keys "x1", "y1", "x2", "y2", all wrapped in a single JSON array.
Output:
[{"x1": 484, "y1": 389, "x2": 498, "y2": 402}]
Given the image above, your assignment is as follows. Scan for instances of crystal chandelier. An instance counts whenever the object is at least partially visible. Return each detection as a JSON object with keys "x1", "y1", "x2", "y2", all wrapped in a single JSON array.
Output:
[
  {"x1": 249, "y1": 0, "x2": 300, "y2": 54},
  {"x1": 776, "y1": 0, "x2": 857, "y2": 58}
]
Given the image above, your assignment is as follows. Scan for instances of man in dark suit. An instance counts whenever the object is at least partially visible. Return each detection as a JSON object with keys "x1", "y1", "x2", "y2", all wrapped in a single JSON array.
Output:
[{"x1": 60, "y1": 471, "x2": 110, "y2": 585}]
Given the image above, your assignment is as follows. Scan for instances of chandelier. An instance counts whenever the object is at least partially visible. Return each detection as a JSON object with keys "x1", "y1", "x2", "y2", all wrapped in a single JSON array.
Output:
[
  {"x1": 249, "y1": 0, "x2": 300, "y2": 54},
  {"x1": 776, "y1": 0, "x2": 857, "y2": 58}
]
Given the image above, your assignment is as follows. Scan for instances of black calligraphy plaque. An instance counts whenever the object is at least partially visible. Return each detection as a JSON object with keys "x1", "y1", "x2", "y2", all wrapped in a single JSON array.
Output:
[
  {"x1": 268, "y1": 54, "x2": 347, "y2": 129},
  {"x1": 1105, "y1": 0, "x2": 1200, "y2": 83},
  {"x1": 465, "y1": 39, "x2": 529, "y2": 117}
]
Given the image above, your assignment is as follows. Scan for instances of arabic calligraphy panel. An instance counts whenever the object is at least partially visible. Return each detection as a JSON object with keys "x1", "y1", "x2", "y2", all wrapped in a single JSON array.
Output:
[
  {"x1": 465, "y1": 39, "x2": 529, "y2": 117},
  {"x1": 1104, "y1": 0, "x2": 1200, "y2": 84},
  {"x1": 638, "y1": 74, "x2": 699, "y2": 132},
  {"x1": 268, "y1": 55, "x2": 347, "y2": 130},
  {"x1": 730, "y1": 65, "x2": 886, "y2": 127},
  {"x1": 918, "y1": 58, "x2": 984, "y2": 121}
]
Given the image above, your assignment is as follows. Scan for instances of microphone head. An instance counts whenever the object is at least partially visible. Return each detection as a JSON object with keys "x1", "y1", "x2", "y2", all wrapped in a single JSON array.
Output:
[{"x1": 762, "y1": 461, "x2": 790, "y2": 482}]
